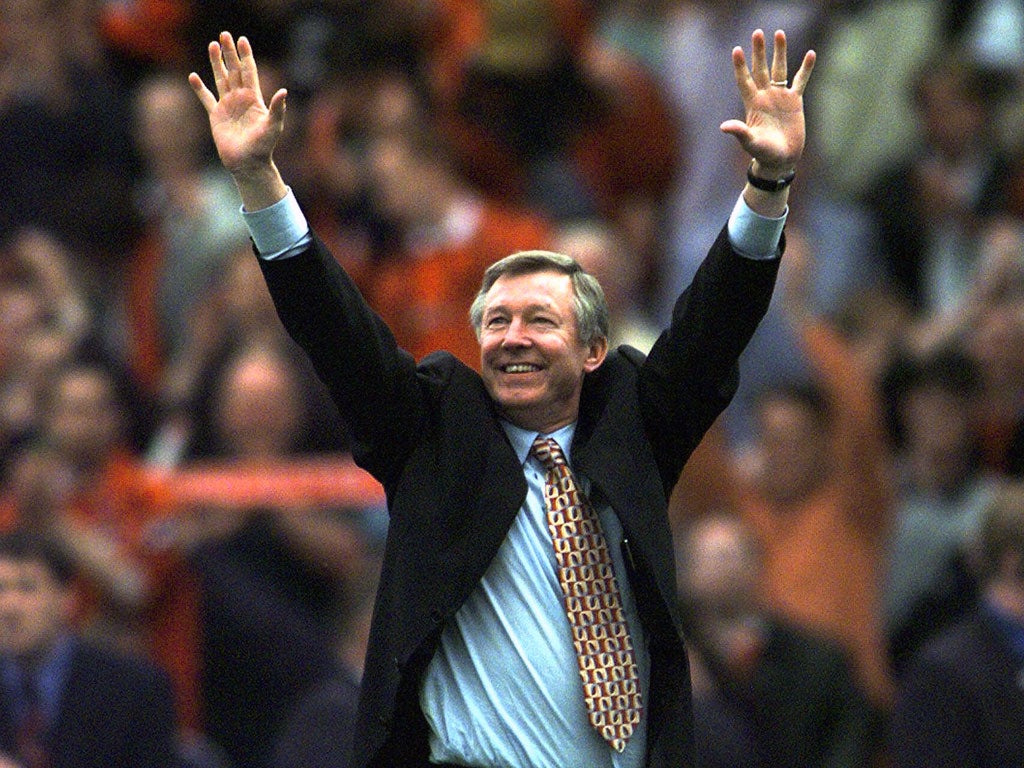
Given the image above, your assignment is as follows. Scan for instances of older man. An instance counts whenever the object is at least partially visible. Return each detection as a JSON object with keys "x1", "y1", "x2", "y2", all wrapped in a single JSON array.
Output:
[{"x1": 190, "y1": 27, "x2": 814, "y2": 768}]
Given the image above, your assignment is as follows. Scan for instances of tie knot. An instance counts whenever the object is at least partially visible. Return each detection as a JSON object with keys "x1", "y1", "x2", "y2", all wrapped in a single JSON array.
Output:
[{"x1": 531, "y1": 436, "x2": 567, "y2": 470}]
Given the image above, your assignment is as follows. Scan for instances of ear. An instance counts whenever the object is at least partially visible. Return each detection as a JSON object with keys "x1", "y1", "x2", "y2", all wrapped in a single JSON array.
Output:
[{"x1": 583, "y1": 336, "x2": 608, "y2": 374}]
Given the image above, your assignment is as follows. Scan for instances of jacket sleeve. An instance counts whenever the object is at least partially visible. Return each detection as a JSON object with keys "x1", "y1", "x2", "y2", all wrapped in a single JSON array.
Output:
[
  {"x1": 256, "y1": 233, "x2": 427, "y2": 486},
  {"x1": 639, "y1": 225, "x2": 782, "y2": 492}
]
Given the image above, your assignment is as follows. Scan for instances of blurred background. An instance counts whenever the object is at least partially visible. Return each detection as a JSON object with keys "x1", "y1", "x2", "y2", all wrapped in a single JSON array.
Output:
[{"x1": 2, "y1": 1, "x2": 1024, "y2": 766}]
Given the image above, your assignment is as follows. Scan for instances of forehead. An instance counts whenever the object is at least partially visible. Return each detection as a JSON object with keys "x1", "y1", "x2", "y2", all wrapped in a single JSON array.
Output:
[
  {"x1": 483, "y1": 270, "x2": 574, "y2": 312},
  {"x1": 0, "y1": 558, "x2": 56, "y2": 586}
]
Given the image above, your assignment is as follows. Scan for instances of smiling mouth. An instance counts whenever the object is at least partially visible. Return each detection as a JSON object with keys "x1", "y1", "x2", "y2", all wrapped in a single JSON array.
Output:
[{"x1": 500, "y1": 363, "x2": 541, "y2": 373}]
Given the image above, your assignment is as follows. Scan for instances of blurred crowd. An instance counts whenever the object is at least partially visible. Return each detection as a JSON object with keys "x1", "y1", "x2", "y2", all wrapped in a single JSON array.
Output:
[{"x1": 1, "y1": 0, "x2": 1024, "y2": 766}]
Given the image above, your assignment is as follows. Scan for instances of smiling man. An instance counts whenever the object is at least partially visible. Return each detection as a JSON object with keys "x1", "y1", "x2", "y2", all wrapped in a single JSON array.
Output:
[{"x1": 190, "y1": 27, "x2": 815, "y2": 768}]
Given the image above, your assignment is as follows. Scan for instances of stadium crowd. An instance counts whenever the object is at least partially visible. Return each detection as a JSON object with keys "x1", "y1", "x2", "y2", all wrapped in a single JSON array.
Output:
[{"x1": 1, "y1": 0, "x2": 1023, "y2": 766}]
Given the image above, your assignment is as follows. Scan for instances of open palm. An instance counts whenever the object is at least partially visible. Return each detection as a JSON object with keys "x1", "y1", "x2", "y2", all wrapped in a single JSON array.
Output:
[
  {"x1": 189, "y1": 33, "x2": 286, "y2": 177},
  {"x1": 720, "y1": 29, "x2": 815, "y2": 174}
]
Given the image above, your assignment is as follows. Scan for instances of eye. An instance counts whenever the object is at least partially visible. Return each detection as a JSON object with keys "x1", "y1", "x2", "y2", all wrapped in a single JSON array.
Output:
[{"x1": 484, "y1": 315, "x2": 509, "y2": 329}]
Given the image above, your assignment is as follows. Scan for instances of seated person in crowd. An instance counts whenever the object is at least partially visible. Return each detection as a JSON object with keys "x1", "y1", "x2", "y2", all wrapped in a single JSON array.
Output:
[
  {"x1": 889, "y1": 482, "x2": 1024, "y2": 768},
  {"x1": 0, "y1": 528, "x2": 177, "y2": 768},
  {"x1": 677, "y1": 511, "x2": 878, "y2": 768}
]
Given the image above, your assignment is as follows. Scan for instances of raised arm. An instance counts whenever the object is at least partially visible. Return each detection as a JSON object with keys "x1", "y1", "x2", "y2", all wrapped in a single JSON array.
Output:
[
  {"x1": 721, "y1": 29, "x2": 815, "y2": 218},
  {"x1": 188, "y1": 32, "x2": 288, "y2": 211}
]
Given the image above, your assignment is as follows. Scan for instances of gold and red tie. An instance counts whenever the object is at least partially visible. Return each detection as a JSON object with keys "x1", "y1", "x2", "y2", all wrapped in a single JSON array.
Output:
[{"x1": 531, "y1": 436, "x2": 642, "y2": 752}]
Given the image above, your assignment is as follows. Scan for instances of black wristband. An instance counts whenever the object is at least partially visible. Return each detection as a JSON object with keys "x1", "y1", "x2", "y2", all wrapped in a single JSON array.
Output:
[{"x1": 746, "y1": 161, "x2": 796, "y2": 192}]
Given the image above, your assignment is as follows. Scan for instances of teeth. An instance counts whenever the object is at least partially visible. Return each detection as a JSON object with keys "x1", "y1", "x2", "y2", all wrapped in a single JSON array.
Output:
[{"x1": 504, "y1": 364, "x2": 538, "y2": 373}]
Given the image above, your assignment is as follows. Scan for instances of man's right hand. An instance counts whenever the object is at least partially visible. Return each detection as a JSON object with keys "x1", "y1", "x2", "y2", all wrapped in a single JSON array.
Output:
[{"x1": 189, "y1": 32, "x2": 289, "y2": 210}]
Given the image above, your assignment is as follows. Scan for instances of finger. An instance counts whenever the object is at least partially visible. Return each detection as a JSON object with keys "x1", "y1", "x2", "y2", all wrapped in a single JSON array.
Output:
[
  {"x1": 237, "y1": 36, "x2": 261, "y2": 97},
  {"x1": 770, "y1": 29, "x2": 788, "y2": 85},
  {"x1": 791, "y1": 49, "x2": 817, "y2": 95},
  {"x1": 208, "y1": 40, "x2": 229, "y2": 97},
  {"x1": 750, "y1": 29, "x2": 769, "y2": 87},
  {"x1": 731, "y1": 46, "x2": 755, "y2": 101},
  {"x1": 220, "y1": 31, "x2": 243, "y2": 84},
  {"x1": 188, "y1": 72, "x2": 218, "y2": 114}
]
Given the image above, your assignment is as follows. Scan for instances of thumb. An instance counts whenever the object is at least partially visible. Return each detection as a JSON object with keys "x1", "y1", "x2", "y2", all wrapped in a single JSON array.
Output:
[
  {"x1": 268, "y1": 87, "x2": 288, "y2": 126},
  {"x1": 720, "y1": 119, "x2": 751, "y2": 144}
]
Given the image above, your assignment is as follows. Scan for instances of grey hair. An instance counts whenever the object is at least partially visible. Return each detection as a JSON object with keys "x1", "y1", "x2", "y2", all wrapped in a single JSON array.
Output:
[{"x1": 468, "y1": 250, "x2": 609, "y2": 346}]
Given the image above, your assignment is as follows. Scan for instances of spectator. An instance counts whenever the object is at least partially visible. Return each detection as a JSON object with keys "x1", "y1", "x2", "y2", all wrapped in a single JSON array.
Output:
[
  {"x1": 881, "y1": 347, "x2": 1001, "y2": 673},
  {"x1": 676, "y1": 511, "x2": 878, "y2": 768},
  {"x1": 553, "y1": 218, "x2": 660, "y2": 354},
  {"x1": 432, "y1": 0, "x2": 681, "y2": 237},
  {"x1": 126, "y1": 70, "x2": 251, "y2": 392},
  {"x1": 862, "y1": 50, "x2": 1014, "y2": 315},
  {"x1": 144, "y1": 239, "x2": 348, "y2": 469},
  {"x1": 270, "y1": 541, "x2": 381, "y2": 768},
  {"x1": 808, "y1": 0, "x2": 945, "y2": 201},
  {"x1": 959, "y1": 220, "x2": 1024, "y2": 478},
  {"x1": 361, "y1": 119, "x2": 554, "y2": 366},
  {"x1": 0, "y1": 0, "x2": 139, "y2": 259},
  {"x1": 0, "y1": 229, "x2": 95, "y2": 473},
  {"x1": 184, "y1": 341, "x2": 375, "y2": 768},
  {"x1": 732, "y1": 231, "x2": 896, "y2": 713},
  {"x1": 0, "y1": 357, "x2": 204, "y2": 737},
  {"x1": 289, "y1": 65, "x2": 423, "y2": 273},
  {"x1": 888, "y1": 481, "x2": 1024, "y2": 768},
  {"x1": 0, "y1": 528, "x2": 177, "y2": 767}
]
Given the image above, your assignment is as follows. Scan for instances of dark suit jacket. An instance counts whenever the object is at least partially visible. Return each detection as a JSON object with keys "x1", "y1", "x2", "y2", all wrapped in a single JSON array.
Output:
[
  {"x1": 0, "y1": 640, "x2": 177, "y2": 768},
  {"x1": 258, "y1": 225, "x2": 781, "y2": 768},
  {"x1": 889, "y1": 607, "x2": 1024, "y2": 768}
]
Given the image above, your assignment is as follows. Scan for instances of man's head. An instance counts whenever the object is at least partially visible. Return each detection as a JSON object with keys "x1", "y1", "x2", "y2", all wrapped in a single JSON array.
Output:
[
  {"x1": 751, "y1": 381, "x2": 831, "y2": 503},
  {"x1": 213, "y1": 342, "x2": 306, "y2": 458},
  {"x1": 0, "y1": 530, "x2": 75, "y2": 663},
  {"x1": 675, "y1": 512, "x2": 767, "y2": 674},
  {"x1": 39, "y1": 361, "x2": 130, "y2": 472},
  {"x1": 888, "y1": 348, "x2": 982, "y2": 496},
  {"x1": 676, "y1": 512, "x2": 764, "y2": 623},
  {"x1": 470, "y1": 251, "x2": 609, "y2": 433}
]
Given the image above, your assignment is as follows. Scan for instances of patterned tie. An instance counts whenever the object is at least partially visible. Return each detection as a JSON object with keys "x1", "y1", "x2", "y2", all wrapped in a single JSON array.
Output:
[{"x1": 531, "y1": 436, "x2": 642, "y2": 752}]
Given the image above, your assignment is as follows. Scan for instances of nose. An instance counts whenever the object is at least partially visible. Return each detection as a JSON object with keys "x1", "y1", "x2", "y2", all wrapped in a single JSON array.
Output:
[{"x1": 501, "y1": 317, "x2": 531, "y2": 348}]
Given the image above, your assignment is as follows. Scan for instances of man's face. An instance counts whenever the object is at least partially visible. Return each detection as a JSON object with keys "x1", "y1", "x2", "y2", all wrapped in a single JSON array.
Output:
[
  {"x1": 755, "y1": 397, "x2": 828, "y2": 503},
  {"x1": 0, "y1": 558, "x2": 70, "y2": 661},
  {"x1": 479, "y1": 270, "x2": 606, "y2": 433},
  {"x1": 44, "y1": 369, "x2": 123, "y2": 466}
]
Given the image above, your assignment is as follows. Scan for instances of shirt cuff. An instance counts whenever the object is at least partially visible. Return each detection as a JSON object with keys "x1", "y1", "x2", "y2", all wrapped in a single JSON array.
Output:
[
  {"x1": 241, "y1": 187, "x2": 311, "y2": 260},
  {"x1": 727, "y1": 194, "x2": 787, "y2": 260}
]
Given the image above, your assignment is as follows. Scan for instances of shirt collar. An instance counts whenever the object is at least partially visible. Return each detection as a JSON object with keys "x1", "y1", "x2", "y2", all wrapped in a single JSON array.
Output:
[{"x1": 501, "y1": 420, "x2": 577, "y2": 467}]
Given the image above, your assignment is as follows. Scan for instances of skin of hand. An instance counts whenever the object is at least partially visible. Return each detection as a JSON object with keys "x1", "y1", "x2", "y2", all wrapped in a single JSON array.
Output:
[
  {"x1": 189, "y1": 32, "x2": 289, "y2": 211},
  {"x1": 720, "y1": 29, "x2": 816, "y2": 218}
]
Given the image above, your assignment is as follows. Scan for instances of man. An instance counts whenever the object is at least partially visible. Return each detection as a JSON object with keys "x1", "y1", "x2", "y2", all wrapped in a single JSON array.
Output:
[
  {"x1": 677, "y1": 512, "x2": 877, "y2": 768},
  {"x1": 189, "y1": 27, "x2": 814, "y2": 768},
  {"x1": 0, "y1": 529, "x2": 177, "y2": 768},
  {"x1": 888, "y1": 482, "x2": 1024, "y2": 767}
]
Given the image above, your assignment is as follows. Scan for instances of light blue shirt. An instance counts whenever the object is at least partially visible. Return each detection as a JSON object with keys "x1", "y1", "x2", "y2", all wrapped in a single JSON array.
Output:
[{"x1": 420, "y1": 422, "x2": 649, "y2": 768}]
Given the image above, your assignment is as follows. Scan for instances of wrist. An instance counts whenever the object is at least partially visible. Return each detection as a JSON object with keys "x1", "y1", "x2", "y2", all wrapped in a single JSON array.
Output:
[
  {"x1": 231, "y1": 161, "x2": 288, "y2": 212},
  {"x1": 747, "y1": 160, "x2": 796, "y2": 193}
]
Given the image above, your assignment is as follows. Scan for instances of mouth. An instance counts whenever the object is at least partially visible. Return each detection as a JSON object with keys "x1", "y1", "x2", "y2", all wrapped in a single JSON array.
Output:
[{"x1": 499, "y1": 363, "x2": 542, "y2": 374}]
